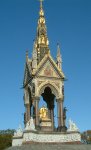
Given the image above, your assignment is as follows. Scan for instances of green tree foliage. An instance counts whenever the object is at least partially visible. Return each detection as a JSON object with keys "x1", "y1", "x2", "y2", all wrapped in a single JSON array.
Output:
[
  {"x1": 81, "y1": 131, "x2": 91, "y2": 144},
  {"x1": 0, "y1": 129, "x2": 15, "y2": 150}
]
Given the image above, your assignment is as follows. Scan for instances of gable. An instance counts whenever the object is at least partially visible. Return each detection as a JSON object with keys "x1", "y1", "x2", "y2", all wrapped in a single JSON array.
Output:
[{"x1": 36, "y1": 59, "x2": 63, "y2": 79}]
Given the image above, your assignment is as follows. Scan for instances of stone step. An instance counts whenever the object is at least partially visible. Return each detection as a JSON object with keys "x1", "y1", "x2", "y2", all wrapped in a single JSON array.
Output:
[{"x1": 6, "y1": 144, "x2": 91, "y2": 150}]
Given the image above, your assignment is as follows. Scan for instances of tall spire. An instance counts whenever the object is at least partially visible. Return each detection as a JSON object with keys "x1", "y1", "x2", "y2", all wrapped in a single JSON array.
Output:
[{"x1": 34, "y1": 0, "x2": 50, "y2": 64}]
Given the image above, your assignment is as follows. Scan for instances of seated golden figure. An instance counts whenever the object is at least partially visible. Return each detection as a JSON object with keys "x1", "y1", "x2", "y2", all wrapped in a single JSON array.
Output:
[{"x1": 39, "y1": 106, "x2": 48, "y2": 120}]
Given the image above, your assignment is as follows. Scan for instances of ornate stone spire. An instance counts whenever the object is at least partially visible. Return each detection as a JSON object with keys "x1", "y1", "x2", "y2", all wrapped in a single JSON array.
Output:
[
  {"x1": 57, "y1": 43, "x2": 62, "y2": 69},
  {"x1": 35, "y1": 0, "x2": 50, "y2": 64}
]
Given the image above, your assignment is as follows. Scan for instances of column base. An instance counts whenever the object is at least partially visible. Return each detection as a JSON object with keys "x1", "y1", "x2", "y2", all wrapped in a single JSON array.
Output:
[
  {"x1": 35, "y1": 125, "x2": 40, "y2": 130},
  {"x1": 61, "y1": 126, "x2": 67, "y2": 132},
  {"x1": 57, "y1": 126, "x2": 67, "y2": 132}
]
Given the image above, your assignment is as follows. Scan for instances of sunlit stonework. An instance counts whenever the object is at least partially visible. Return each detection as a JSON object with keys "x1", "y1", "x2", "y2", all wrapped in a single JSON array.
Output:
[{"x1": 12, "y1": 0, "x2": 81, "y2": 146}]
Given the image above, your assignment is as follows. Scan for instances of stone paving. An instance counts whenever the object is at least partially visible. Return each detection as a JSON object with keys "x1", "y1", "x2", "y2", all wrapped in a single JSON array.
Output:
[{"x1": 6, "y1": 144, "x2": 91, "y2": 150}]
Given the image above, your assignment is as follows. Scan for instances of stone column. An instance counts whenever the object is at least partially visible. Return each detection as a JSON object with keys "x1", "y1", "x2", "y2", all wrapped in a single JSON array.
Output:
[
  {"x1": 26, "y1": 104, "x2": 30, "y2": 122},
  {"x1": 48, "y1": 109, "x2": 51, "y2": 119},
  {"x1": 51, "y1": 109, "x2": 54, "y2": 131},
  {"x1": 34, "y1": 97, "x2": 40, "y2": 129},
  {"x1": 24, "y1": 112, "x2": 27, "y2": 126},
  {"x1": 47, "y1": 104, "x2": 54, "y2": 131},
  {"x1": 57, "y1": 98, "x2": 64, "y2": 131}
]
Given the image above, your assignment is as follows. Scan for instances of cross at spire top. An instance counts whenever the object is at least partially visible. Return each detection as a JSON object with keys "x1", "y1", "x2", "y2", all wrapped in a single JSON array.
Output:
[{"x1": 39, "y1": 0, "x2": 44, "y2": 8}]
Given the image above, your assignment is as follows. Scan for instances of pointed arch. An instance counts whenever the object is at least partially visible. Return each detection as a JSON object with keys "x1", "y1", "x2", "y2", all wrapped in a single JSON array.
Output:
[{"x1": 38, "y1": 81, "x2": 60, "y2": 99}]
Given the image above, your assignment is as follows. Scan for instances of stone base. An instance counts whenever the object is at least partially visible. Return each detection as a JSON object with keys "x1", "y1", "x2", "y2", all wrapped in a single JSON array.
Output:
[
  {"x1": 12, "y1": 131, "x2": 81, "y2": 146},
  {"x1": 12, "y1": 136, "x2": 23, "y2": 146},
  {"x1": 7, "y1": 143, "x2": 91, "y2": 150},
  {"x1": 40, "y1": 118, "x2": 52, "y2": 132},
  {"x1": 40, "y1": 126, "x2": 53, "y2": 132}
]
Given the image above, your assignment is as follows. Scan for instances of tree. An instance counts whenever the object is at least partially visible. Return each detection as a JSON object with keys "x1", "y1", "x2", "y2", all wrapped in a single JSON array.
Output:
[
  {"x1": 81, "y1": 130, "x2": 91, "y2": 144},
  {"x1": 0, "y1": 129, "x2": 15, "y2": 150}
]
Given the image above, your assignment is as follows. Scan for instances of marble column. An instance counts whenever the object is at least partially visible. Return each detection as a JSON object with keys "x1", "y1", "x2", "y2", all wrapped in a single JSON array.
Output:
[
  {"x1": 47, "y1": 104, "x2": 54, "y2": 131},
  {"x1": 48, "y1": 109, "x2": 51, "y2": 119},
  {"x1": 51, "y1": 108, "x2": 54, "y2": 131},
  {"x1": 60, "y1": 101, "x2": 64, "y2": 127},
  {"x1": 34, "y1": 97, "x2": 40, "y2": 129},
  {"x1": 57, "y1": 98, "x2": 64, "y2": 131},
  {"x1": 26, "y1": 104, "x2": 30, "y2": 122}
]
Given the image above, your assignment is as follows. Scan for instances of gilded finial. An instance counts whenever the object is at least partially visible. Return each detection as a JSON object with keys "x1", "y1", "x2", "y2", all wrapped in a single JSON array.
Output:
[
  {"x1": 39, "y1": 0, "x2": 44, "y2": 8},
  {"x1": 39, "y1": 0, "x2": 44, "y2": 16}
]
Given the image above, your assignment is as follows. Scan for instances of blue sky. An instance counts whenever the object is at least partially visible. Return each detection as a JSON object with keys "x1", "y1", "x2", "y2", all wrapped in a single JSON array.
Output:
[{"x1": 0, "y1": 0, "x2": 91, "y2": 132}]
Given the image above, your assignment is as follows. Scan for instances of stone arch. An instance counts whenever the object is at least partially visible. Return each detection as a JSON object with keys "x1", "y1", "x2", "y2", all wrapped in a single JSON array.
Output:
[
  {"x1": 38, "y1": 81, "x2": 60, "y2": 99},
  {"x1": 38, "y1": 82, "x2": 60, "y2": 130}
]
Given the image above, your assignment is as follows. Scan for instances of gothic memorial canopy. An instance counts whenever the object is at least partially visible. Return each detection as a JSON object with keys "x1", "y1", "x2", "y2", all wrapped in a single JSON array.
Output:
[{"x1": 12, "y1": 1, "x2": 81, "y2": 146}]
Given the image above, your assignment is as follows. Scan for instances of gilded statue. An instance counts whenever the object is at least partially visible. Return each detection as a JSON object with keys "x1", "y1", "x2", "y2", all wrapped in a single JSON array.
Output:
[{"x1": 39, "y1": 106, "x2": 48, "y2": 120}]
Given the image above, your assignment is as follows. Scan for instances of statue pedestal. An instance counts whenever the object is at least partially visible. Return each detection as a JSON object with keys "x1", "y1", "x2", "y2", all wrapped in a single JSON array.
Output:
[
  {"x1": 12, "y1": 119, "x2": 81, "y2": 146},
  {"x1": 40, "y1": 118, "x2": 52, "y2": 132}
]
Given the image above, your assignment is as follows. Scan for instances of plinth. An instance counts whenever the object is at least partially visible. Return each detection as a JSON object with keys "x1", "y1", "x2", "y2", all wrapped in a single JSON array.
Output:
[{"x1": 40, "y1": 118, "x2": 52, "y2": 131}]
